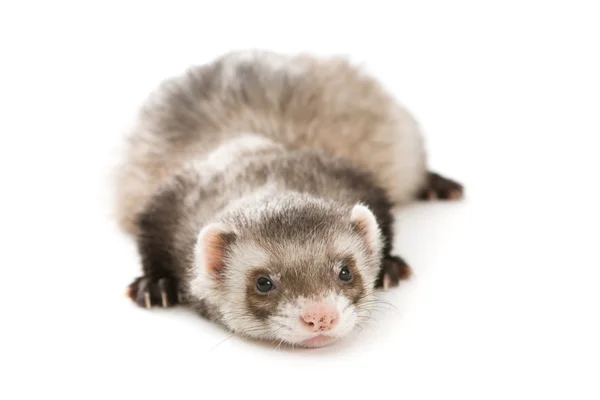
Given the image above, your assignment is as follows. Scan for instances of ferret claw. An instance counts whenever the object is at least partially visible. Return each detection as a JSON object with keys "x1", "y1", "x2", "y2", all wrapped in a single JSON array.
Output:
[
  {"x1": 383, "y1": 274, "x2": 391, "y2": 290},
  {"x1": 158, "y1": 278, "x2": 169, "y2": 308},
  {"x1": 127, "y1": 275, "x2": 180, "y2": 310},
  {"x1": 448, "y1": 189, "x2": 463, "y2": 200},
  {"x1": 419, "y1": 172, "x2": 464, "y2": 201},
  {"x1": 376, "y1": 255, "x2": 412, "y2": 289},
  {"x1": 144, "y1": 291, "x2": 151, "y2": 309}
]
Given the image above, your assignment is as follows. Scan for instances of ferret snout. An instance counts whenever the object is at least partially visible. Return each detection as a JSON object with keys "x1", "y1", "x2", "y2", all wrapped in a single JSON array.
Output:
[{"x1": 300, "y1": 306, "x2": 339, "y2": 332}]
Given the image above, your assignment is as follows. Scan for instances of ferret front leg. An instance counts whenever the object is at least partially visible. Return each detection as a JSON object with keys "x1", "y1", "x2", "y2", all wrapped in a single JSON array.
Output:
[
  {"x1": 125, "y1": 205, "x2": 188, "y2": 309},
  {"x1": 126, "y1": 275, "x2": 180, "y2": 309},
  {"x1": 417, "y1": 171, "x2": 464, "y2": 201},
  {"x1": 375, "y1": 255, "x2": 412, "y2": 289}
]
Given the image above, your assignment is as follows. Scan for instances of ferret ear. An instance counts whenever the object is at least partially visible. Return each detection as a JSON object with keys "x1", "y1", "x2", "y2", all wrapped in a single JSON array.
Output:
[
  {"x1": 195, "y1": 222, "x2": 236, "y2": 280},
  {"x1": 350, "y1": 204, "x2": 382, "y2": 253}
]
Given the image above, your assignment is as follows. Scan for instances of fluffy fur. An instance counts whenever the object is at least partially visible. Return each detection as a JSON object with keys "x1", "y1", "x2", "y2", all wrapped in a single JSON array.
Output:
[
  {"x1": 114, "y1": 49, "x2": 427, "y2": 237},
  {"x1": 114, "y1": 49, "x2": 461, "y2": 348}
]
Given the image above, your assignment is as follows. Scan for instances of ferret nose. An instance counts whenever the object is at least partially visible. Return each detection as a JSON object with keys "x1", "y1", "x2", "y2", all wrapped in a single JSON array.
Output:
[{"x1": 301, "y1": 307, "x2": 339, "y2": 332}]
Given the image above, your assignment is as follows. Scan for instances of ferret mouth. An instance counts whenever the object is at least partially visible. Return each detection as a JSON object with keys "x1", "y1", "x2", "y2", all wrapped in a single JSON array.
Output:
[{"x1": 301, "y1": 334, "x2": 337, "y2": 348}]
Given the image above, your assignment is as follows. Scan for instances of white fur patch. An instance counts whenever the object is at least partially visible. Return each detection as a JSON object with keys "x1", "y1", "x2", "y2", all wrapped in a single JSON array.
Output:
[
  {"x1": 350, "y1": 203, "x2": 382, "y2": 253},
  {"x1": 188, "y1": 222, "x2": 233, "y2": 299},
  {"x1": 193, "y1": 133, "x2": 276, "y2": 171},
  {"x1": 269, "y1": 291, "x2": 357, "y2": 346},
  {"x1": 332, "y1": 233, "x2": 364, "y2": 257},
  {"x1": 228, "y1": 241, "x2": 270, "y2": 270},
  {"x1": 194, "y1": 222, "x2": 232, "y2": 264},
  {"x1": 186, "y1": 133, "x2": 280, "y2": 192}
]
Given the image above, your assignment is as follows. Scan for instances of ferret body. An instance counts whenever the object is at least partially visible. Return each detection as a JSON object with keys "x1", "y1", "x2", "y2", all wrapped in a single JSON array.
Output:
[{"x1": 114, "y1": 50, "x2": 463, "y2": 347}]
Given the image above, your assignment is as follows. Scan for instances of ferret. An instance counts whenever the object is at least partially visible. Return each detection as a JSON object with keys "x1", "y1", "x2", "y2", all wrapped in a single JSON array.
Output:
[{"x1": 113, "y1": 50, "x2": 463, "y2": 348}]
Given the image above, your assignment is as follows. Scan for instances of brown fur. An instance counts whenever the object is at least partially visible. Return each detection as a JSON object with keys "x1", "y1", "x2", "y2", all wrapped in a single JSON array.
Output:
[
  {"x1": 113, "y1": 50, "x2": 428, "y2": 237},
  {"x1": 114, "y1": 50, "x2": 464, "y2": 347}
]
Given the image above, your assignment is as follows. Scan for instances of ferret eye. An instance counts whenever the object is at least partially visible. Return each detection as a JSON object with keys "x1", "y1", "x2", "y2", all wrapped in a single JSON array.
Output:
[
  {"x1": 256, "y1": 277, "x2": 273, "y2": 293},
  {"x1": 339, "y1": 265, "x2": 352, "y2": 282}
]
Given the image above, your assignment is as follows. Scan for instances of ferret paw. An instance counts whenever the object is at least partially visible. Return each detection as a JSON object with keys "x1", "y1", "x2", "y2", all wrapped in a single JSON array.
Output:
[
  {"x1": 418, "y1": 171, "x2": 464, "y2": 201},
  {"x1": 125, "y1": 276, "x2": 182, "y2": 309},
  {"x1": 375, "y1": 255, "x2": 412, "y2": 290}
]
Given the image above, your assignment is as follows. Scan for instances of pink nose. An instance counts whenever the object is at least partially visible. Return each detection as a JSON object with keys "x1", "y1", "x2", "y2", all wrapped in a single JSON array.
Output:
[{"x1": 301, "y1": 307, "x2": 339, "y2": 332}]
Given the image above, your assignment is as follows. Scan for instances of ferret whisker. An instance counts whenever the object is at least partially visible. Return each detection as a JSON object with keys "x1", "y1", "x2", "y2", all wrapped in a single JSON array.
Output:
[
  {"x1": 355, "y1": 315, "x2": 380, "y2": 330},
  {"x1": 275, "y1": 339, "x2": 285, "y2": 351},
  {"x1": 279, "y1": 291, "x2": 294, "y2": 304},
  {"x1": 357, "y1": 307, "x2": 374, "y2": 319},
  {"x1": 356, "y1": 301, "x2": 398, "y2": 311},
  {"x1": 270, "y1": 321, "x2": 293, "y2": 332},
  {"x1": 354, "y1": 292, "x2": 376, "y2": 303},
  {"x1": 358, "y1": 302, "x2": 402, "y2": 317},
  {"x1": 303, "y1": 220, "x2": 327, "y2": 241},
  {"x1": 208, "y1": 334, "x2": 236, "y2": 352}
]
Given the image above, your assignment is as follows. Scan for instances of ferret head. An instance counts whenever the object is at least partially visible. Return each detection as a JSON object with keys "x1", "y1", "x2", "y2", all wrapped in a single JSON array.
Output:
[{"x1": 188, "y1": 195, "x2": 384, "y2": 348}]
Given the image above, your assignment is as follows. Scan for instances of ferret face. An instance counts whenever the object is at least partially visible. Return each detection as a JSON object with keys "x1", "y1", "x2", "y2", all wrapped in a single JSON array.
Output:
[
  {"x1": 229, "y1": 239, "x2": 372, "y2": 348},
  {"x1": 189, "y1": 201, "x2": 383, "y2": 348}
]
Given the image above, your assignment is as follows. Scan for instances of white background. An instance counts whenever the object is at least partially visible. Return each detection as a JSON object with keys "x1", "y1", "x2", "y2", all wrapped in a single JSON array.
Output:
[{"x1": 1, "y1": 1, "x2": 599, "y2": 399}]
